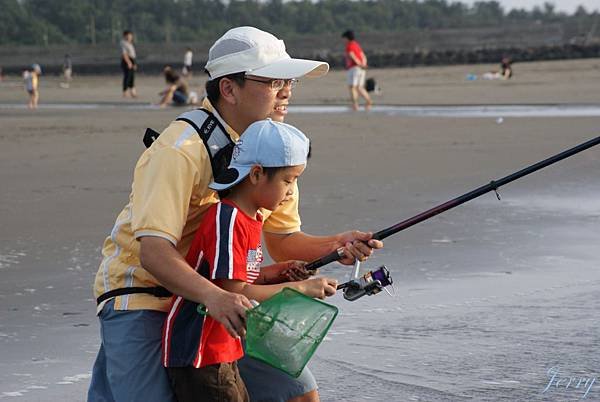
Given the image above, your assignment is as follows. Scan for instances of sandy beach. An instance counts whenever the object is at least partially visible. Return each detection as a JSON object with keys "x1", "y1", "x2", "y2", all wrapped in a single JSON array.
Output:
[{"x1": 1, "y1": 58, "x2": 599, "y2": 401}]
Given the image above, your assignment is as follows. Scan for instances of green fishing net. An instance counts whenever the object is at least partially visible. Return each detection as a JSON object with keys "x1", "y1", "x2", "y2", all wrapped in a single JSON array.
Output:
[{"x1": 245, "y1": 288, "x2": 338, "y2": 378}]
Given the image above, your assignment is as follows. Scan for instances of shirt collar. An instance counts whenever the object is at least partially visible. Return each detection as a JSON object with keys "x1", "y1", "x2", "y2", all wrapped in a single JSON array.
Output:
[{"x1": 201, "y1": 97, "x2": 240, "y2": 142}]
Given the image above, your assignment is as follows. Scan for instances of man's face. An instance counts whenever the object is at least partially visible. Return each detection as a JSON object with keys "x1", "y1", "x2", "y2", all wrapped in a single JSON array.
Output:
[{"x1": 234, "y1": 76, "x2": 293, "y2": 126}]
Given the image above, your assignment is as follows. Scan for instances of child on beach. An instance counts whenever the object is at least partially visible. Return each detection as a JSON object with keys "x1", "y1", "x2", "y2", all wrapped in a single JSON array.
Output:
[
  {"x1": 23, "y1": 64, "x2": 41, "y2": 109},
  {"x1": 162, "y1": 119, "x2": 338, "y2": 402},
  {"x1": 157, "y1": 65, "x2": 198, "y2": 107}
]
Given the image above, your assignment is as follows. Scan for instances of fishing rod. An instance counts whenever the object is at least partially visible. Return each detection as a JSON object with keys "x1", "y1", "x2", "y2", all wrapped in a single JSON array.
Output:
[{"x1": 306, "y1": 136, "x2": 600, "y2": 299}]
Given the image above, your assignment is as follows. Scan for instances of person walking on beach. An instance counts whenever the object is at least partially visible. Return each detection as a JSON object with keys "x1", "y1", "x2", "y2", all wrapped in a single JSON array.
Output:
[
  {"x1": 87, "y1": 26, "x2": 383, "y2": 402},
  {"x1": 342, "y1": 30, "x2": 372, "y2": 111},
  {"x1": 182, "y1": 47, "x2": 193, "y2": 76},
  {"x1": 23, "y1": 64, "x2": 41, "y2": 109},
  {"x1": 120, "y1": 30, "x2": 137, "y2": 98},
  {"x1": 163, "y1": 119, "x2": 338, "y2": 402},
  {"x1": 61, "y1": 54, "x2": 72, "y2": 88}
]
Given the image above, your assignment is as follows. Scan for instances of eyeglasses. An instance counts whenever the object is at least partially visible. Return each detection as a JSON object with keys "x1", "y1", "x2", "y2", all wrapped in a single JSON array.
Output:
[{"x1": 244, "y1": 76, "x2": 299, "y2": 91}]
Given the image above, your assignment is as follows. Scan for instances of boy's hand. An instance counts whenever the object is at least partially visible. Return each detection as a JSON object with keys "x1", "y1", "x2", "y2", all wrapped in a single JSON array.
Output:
[
  {"x1": 298, "y1": 277, "x2": 338, "y2": 299},
  {"x1": 280, "y1": 260, "x2": 314, "y2": 281}
]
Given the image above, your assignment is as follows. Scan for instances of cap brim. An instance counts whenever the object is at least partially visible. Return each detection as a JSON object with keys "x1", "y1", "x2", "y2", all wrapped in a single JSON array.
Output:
[
  {"x1": 209, "y1": 166, "x2": 252, "y2": 191},
  {"x1": 250, "y1": 58, "x2": 329, "y2": 79}
]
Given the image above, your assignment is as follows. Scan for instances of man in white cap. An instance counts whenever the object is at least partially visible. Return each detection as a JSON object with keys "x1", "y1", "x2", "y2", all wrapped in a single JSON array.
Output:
[{"x1": 88, "y1": 26, "x2": 383, "y2": 402}]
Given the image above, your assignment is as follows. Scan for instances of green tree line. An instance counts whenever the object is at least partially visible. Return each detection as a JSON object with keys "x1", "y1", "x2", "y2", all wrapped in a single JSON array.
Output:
[{"x1": 1, "y1": 0, "x2": 598, "y2": 46}]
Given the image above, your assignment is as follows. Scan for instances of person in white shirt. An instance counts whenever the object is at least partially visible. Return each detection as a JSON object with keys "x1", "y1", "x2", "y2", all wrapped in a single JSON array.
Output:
[{"x1": 182, "y1": 47, "x2": 193, "y2": 77}]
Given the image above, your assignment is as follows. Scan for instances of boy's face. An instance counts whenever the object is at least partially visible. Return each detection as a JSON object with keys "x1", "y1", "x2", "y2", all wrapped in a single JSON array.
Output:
[{"x1": 255, "y1": 164, "x2": 305, "y2": 211}]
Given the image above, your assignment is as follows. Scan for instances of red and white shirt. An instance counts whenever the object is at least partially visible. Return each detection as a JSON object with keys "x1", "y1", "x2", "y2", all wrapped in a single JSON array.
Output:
[{"x1": 162, "y1": 200, "x2": 263, "y2": 368}]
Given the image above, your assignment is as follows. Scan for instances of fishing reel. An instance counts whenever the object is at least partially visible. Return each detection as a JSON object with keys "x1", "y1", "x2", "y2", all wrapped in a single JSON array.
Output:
[{"x1": 337, "y1": 262, "x2": 394, "y2": 302}]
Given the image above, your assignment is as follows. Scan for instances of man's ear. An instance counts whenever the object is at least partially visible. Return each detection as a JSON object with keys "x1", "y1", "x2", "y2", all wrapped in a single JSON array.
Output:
[
  {"x1": 219, "y1": 78, "x2": 238, "y2": 105},
  {"x1": 248, "y1": 165, "x2": 263, "y2": 184}
]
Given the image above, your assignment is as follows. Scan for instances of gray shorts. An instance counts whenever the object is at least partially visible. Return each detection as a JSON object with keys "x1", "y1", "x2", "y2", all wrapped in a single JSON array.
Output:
[
  {"x1": 87, "y1": 300, "x2": 177, "y2": 402},
  {"x1": 347, "y1": 66, "x2": 366, "y2": 87},
  {"x1": 238, "y1": 355, "x2": 317, "y2": 402}
]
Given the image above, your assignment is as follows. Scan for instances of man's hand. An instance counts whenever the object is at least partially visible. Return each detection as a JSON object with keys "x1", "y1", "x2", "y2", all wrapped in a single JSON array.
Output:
[
  {"x1": 139, "y1": 236, "x2": 253, "y2": 339},
  {"x1": 337, "y1": 230, "x2": 383, "y2": 265},
  {"x1": 203, "y1": 288, "x2": 253, "y2": 338}
]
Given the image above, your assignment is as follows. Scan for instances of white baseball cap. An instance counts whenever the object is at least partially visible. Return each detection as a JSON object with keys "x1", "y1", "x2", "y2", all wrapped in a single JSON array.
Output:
[
  {"x1": 209, "y1": 119, "x2": 310, "y2": 191},
  {"x1": 205, "y1": 26, "x2": 329, "y2": 80}
]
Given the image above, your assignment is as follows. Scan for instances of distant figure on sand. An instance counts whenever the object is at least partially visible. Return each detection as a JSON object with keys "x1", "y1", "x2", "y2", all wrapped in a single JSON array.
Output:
[
  {"x1": 157, "y1": 65, "x2": 198, "y2": 107},
  {"x1": 501, "y1": 57, "x2": 513, "y2": 79},
  {"x1": 61, "y1": 54, "x2": 72, "y2": 88},
  {"x1": 23, "y1": 64, "x2": 41, "y2": 109},
  {"x1": 342, "y1": 30, "x2": 372, "y2": 111},
  {"x1": 120, "y1": 30, "x2": 137, "y2": 98},
  {"x1": 182, "y1": 47, "x2": 193, "y2": 76},
  {"x1": 483, "y1": 57, "x2": 513, "y2": 80}
]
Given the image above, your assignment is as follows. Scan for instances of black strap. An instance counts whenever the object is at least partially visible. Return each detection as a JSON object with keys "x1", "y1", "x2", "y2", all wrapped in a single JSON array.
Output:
[
  {"x1": 143, "y1": 108, "x2": 235, "y2": 181},
  {"x1": 143, "y1": 128, "x2": 161, "y2": 148},
  {"x1": 96, "y1": 286, "x2": 172, "y2": 305},
  {"x1": 175, "y1": 108, "x2": 235, "y2": 183}
]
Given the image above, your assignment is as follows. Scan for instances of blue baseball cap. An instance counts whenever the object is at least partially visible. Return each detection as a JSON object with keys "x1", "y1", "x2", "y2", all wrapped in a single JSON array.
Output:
[{"x1": 209, "y1": 119, "x2": 310, "y2": 191}]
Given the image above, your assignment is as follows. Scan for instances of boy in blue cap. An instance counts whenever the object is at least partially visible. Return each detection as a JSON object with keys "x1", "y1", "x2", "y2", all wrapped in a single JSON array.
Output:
[{"x1": 162, "y1": 119, "x2": 338, "y2": 401}]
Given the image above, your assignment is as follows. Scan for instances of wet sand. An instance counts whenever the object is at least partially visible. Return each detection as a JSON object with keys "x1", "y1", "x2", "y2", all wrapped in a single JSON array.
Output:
[{"x1": 1, "y1": 59, "x2": 599, "y2": 401}]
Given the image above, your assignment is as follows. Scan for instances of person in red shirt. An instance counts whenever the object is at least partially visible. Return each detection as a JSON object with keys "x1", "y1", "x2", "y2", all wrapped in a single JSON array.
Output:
[
  {"x1": 342, "y1": 30, "x2": 372, "y2": 111},
  {"x1": 162, "y1": 119, "x2": 338, "y2": 402}
]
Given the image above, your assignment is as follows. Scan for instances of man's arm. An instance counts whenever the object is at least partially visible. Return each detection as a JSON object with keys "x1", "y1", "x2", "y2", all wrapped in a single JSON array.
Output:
[
  {"x1": 263, "y1": 230, "x2": 383, "y2": 266},
  {"x1": 139, "y1": 236, "x2": 253, "y2": 338}
]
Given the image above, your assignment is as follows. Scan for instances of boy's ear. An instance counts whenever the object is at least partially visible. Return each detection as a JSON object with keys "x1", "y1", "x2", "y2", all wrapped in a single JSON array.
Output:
[{"x1": 248, "y1": 165, "x2": 263, "y2": 184}]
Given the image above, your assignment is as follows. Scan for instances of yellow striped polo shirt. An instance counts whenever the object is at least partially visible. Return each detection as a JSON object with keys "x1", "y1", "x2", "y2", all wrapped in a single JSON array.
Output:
[{"x1": 93, "y1": 99, "x2": 301, "y2": 312}]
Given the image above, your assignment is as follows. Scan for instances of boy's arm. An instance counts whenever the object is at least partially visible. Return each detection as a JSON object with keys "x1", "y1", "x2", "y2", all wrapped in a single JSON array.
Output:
[{"x1": 216, "y1": 276, "x2": 338, "y2": 303}]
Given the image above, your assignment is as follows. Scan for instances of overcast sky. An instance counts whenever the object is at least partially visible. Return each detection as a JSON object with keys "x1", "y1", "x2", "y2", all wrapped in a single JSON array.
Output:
[{"x1": 459, "y1": 0, "x2": 599, "y2": 14}]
